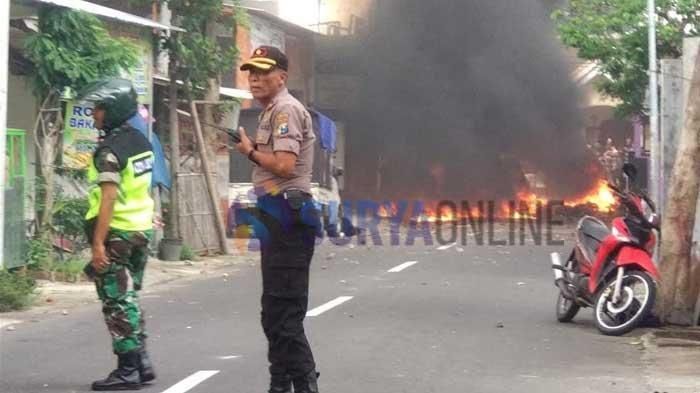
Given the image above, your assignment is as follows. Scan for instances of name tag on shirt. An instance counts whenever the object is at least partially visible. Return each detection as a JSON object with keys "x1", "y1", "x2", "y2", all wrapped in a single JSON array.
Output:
[{"x1": 133, "y1": 156, "x2": 154, "y2": 177}]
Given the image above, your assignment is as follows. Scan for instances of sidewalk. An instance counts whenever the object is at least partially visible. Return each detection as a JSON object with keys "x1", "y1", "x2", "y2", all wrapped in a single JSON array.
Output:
[
  {"x1": 642, "y1": 328, "x2": 700, "y2": 392},
  {"x1": 0, "y1": 253, "x2": 257, "y2": 330}
]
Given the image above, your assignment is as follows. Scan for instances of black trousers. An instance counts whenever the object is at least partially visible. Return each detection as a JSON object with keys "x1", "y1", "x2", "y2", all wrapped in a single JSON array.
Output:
[{"x1": 255, "y1": 192, "x2": 319, "y2": 379}]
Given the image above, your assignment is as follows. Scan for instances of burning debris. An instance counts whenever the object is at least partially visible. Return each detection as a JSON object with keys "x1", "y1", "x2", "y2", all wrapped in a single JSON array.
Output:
[{"x1": 375, "y1": 179, "x2": 618, "y2": 224}]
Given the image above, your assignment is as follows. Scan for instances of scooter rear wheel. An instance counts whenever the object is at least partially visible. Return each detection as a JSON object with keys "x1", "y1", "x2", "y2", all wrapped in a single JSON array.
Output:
[{"x1": 556, "y1": 290, "x2": 580, "y2": 322}]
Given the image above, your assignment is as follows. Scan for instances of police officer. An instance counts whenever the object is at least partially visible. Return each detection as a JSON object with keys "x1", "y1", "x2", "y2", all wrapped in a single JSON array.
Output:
[
  {"x1": 235, "y1": 46, "x2": 321, "y2": 393},
  {"x1": 77, "y1": 79, "x2": 156, "y2": 391}
]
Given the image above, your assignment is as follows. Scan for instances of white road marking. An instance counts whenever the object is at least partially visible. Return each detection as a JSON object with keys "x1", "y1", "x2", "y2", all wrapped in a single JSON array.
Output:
[
  {"x1": 388, "y1": 261, "x2": 418, "y2": 273},
  {"x1": 217, "y1": 355, "x2": 241, "y2": 360},
  {"x1": 0, "y1": 319, "x2": 22, "y2": 329},
  {"x1": 161, "y1": 370, "x2": 220, "y2": 393},
  {"x1": 437, "y1": 242, "x2": 457, "y2": 251},
  {"x1": 306, "y1": 296, "x2": 354, "y2": 317}
]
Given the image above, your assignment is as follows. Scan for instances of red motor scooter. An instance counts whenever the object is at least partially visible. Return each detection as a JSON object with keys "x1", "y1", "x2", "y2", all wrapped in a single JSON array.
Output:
[{"x1": 551, "y1": 164, "x2": 661, "y2": 336}]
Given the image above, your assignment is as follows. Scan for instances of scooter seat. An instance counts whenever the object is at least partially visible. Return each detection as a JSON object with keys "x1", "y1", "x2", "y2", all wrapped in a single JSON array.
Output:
[{"x1": 577, "y1": 217, "x2": 610, "y2": 263}]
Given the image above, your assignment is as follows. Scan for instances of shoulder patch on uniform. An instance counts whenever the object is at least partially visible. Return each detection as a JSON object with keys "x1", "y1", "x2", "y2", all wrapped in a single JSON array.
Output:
[{"x1": 274, "y1": 112, "x2": 290, "y2": 136}]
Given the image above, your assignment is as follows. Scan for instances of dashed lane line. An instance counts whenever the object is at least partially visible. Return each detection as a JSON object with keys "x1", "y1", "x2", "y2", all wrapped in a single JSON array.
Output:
[
  {"x1": 388, "y1": 261, "x2": 418, "y2": 273},
  {"x1": 306, "y1": 296, "x2": 354, "y2": 317},
  {"x1": 436, "y1": 242, "x2": 457, "y2": 251},
  {"x1": 217, "y1": 355, "x2": 241, "y2": 360},
  {"x1": 161, "y1": 370, "x2": 220, "y2": 393}
]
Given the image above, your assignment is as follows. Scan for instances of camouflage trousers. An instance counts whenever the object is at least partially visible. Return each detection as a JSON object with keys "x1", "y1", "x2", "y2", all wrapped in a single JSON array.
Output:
[{"x1": 94, "y1": 229, "x2": 153, "y2": 354}]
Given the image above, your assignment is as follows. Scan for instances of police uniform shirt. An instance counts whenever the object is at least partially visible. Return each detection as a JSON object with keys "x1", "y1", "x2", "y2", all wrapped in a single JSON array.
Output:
[{"x1": 253, "y1": 88, "x2": 315, "y2": 194}]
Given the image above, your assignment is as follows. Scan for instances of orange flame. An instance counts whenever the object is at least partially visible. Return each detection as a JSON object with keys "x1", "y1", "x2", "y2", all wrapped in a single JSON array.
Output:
[
  {"x1": 378, "y1": 203, "x2": 399, "y2": 218},
  {"x1": 376, "y1": 178, "x2": 617, "y2": 223},
  {"x1": 564, "y1": 179, "x2": 617, "y2": 213}
]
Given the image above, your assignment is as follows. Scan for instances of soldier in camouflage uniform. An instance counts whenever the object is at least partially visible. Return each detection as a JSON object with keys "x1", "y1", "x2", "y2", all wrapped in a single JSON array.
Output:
[{"x1": 78, "y1": 79, "x2": 156, "y2": 391}]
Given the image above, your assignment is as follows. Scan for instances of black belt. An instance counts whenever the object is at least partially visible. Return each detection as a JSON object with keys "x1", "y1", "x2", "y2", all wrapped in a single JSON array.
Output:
[
  {"x1": 282, "y1": 189, "x2": 312, "y2": 200},
  {"x1": 258, "y1": 189, "x2": 313, "y2": 203}
]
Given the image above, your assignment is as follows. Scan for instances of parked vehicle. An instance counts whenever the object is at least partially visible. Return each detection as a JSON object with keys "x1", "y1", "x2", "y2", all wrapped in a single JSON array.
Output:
[{"x1": 551, "y1": 164, "x2": 660, "y2": 336}]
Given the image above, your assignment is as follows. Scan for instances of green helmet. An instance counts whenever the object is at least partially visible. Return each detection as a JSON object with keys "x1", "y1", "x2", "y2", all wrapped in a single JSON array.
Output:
[{"x1": 76, "y1": 78, "x2": 138, "y2": 131}]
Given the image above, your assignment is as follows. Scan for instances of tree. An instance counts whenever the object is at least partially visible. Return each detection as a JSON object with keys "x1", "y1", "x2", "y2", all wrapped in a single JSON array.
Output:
[
  {"x1": 658, "y1": 45, "x2": 700, "y2": 325},
  {"x1": 552, "y1": 0, "x2": 700, "y2": 116},
  {"x1": 131, "y1": 0, "x2": 246, "y2": 241},
  {"x1": 163, "y1": 0, "x2": 247, "y2": 167},
  {"x1": 24, "y1": 7, "x2": 138, "y2": 234}
]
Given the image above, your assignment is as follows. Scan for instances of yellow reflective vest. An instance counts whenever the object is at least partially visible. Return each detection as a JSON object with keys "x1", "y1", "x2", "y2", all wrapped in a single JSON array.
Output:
[{"x1": 86, "y1": 126, "x2": 154, "y2": 232}]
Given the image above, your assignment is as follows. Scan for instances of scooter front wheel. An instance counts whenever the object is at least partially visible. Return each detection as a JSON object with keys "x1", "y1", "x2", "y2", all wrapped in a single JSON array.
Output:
[
  {"x1": 594, "y1": 270, "x2": 656, "y2": 336},
  {"x1": 556, "y1": 290, "x2": 580, "y2": 322}
]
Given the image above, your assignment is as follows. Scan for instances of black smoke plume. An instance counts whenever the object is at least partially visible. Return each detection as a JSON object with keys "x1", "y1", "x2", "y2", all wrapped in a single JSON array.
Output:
[{"x1": 345, "y1": 0, "x2": 600, "y2": 201}]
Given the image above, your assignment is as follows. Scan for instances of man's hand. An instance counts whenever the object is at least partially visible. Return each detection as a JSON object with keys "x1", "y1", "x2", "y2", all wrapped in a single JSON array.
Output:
[
  {"x1": 235, "y1": 127, "x2": 255, "y2": 156},
  {"x1": 91, "y1": 244, "x2": 110, "y2": 273}
]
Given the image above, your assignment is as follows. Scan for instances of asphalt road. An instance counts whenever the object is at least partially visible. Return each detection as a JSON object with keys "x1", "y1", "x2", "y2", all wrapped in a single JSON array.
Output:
[{"x1": 0, "y1": 225, "x2": 652, "y2": 393}]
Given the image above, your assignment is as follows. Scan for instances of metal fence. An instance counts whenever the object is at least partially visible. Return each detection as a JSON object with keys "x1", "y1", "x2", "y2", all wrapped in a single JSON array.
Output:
[
  {"x1": 4, "y1": 178, "x2": 26, "y2": 269},
  {"x1": 4, "y1": 129, "x2": 27, "y2": 269}
]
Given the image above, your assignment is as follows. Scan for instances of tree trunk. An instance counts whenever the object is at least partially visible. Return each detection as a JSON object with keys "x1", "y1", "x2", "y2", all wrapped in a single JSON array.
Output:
[
  {"x1": 167, "y1": 48, "x2": 181, "y2": 240},
  {"x1": 658, "y1": 45, "x2": 700, "y2": 325},
  {"x1": 32, "y1": 93, "x2": 60, "y2": 233},
  {"x1": 202, "y1": 19, "x2": 221, "y2": 169},
  {"x1": 39, "y1": 120, "x2": 60, "y2": 232},
  {"x1": 201, "y1": 18, "x2": 226, "y2": 248}
]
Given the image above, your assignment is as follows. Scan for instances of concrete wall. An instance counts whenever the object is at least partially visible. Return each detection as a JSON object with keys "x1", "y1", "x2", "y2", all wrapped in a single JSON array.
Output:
[{"x1": 321, "y1": 0, "x2": 373, "y2": 32}]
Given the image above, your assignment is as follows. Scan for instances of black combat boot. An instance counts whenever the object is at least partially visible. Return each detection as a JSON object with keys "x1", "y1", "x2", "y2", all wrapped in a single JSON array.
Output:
[
  {"x1": 138, "y1": 346, "x2": 156, "y2": 383},
  {"x1": 91, "y1": 351, "x2": 142, "y2": 391},
  {"x1": 292, "y1": 371, "x2": 320, "y2": 393},
  {"x1": 268, "y1": 374, "x2": 292, "y2": 393}
]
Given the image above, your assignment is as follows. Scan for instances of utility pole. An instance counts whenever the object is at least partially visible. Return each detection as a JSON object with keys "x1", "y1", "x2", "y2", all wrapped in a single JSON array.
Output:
[
  {"x1": 0, "y1": 0, "x2": 10, "y2": 268},
  {"x1": 648, "y1": 0, "x2": 660, "y2": 209},
  {"x1": 168, "y1": 41, "x2": 181, "y2": 240}
]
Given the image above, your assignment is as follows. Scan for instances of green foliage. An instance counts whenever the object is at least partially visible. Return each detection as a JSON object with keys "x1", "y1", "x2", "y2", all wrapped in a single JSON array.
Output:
[
  {"x1": 552, "y1": 0, "x2": 700, "y2": 115},
  {"x1": 24, "y1": 7, "x2": 140, "y2": 99},
  {"x1": 52, "y1": 193, "x2": 89, "y2": 247},
  {"x1": 0, "y1": 270, "x2": 37, "y2": 312},
  {"x1": 131, "y1": 0, "x2": 247, "y2": 96},
  {"x1": 180, "y1": 244, "x2": 195, "y2": 261},
  {"x1": 51, "y1": 258, "x2": 87, "y2": 282},
  {"x1": 25, "y1": 237, "x2": 52, "y2": 269},
  {"x1": 55, "y1": 167, "x2": 88, "y2": 182}
]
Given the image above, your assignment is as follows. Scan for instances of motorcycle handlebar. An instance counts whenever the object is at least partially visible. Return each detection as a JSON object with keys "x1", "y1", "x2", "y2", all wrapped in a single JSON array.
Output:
[{"x1": 606, "y1": 183, "x2": 660, "y2": 230}]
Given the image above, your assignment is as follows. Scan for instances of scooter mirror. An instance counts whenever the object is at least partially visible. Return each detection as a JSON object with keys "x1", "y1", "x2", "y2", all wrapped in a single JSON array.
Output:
[{"x1": 622, "y1": 163, "x2": 638, "y2": 183}]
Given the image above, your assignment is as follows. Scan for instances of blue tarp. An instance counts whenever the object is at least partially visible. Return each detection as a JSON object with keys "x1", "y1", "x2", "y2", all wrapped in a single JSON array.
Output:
[
  {"x1": 127, "y1": 114, "x2": 172, "y2": 190},
  {"x1": 310, "y1": 109, "x2": 337, "y2": 152}
]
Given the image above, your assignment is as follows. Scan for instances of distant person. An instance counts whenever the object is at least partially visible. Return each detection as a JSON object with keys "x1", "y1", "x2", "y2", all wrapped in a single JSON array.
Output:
[
  {"x1": 603, "y1": 142, "x2": 621, "y2": 185},
  {"x1": 235, "y1": 46, "x2": 322, "y2": 393},
  {"x1": 623, "y1": 137, "x2": 635, "y2": 163},
  {"x1": 77, "y1": 79, "x2": 156, "y2": 391}
]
